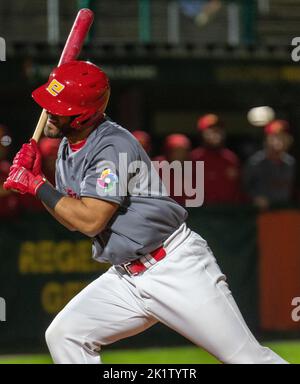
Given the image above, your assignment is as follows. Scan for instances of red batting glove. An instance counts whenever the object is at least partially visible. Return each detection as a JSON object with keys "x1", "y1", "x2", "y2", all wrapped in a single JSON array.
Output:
[
  {"x1": 12, "y1": 139, "x2": 42, "y2": 176},
  {"x1": 3, "y1": 165, "x2": 46, "y2": 196}
]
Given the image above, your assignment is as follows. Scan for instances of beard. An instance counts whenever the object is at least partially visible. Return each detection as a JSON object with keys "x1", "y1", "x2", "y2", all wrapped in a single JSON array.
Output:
[
  {"x1": 44, "y1": 118, "x2": 76, "y2": 138},
  {"x1": 44, "y1": 124, "x2": 63, "y2": 138}
]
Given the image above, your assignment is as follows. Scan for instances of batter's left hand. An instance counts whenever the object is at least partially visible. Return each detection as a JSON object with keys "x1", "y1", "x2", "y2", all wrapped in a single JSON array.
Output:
[{"x1": 3, "y1": 165, "x2": 46, "y2": 196}]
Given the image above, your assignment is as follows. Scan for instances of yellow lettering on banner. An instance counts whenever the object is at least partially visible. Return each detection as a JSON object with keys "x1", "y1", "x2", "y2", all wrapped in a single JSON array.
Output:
[
  {"x1": 281, "y1": 66, "x2": 300, "y2": 82},
  {"x1": 39, "y1": 241, "x2": 56, "y2": 273},
  {"x1": 19, "y1": 240, "x2": 110, "y2": 274},
  {"x1": 41, "y1": 281, "x2": 89, "y2": 314},
  {"x1": 41, "y1": 282, "x2": 61, "y2": 314},
  {"x1": 56, "y1": 241, "x2": 76, "y2": 273},
  {"x1": 19, "y1": 242, "x2": 36, "y2": 273},
  {"x1": 77, "y1": 241, "x2": 93, "y2": 272}
]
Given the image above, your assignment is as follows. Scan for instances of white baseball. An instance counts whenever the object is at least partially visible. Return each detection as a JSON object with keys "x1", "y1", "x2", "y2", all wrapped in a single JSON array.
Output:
[{"x1": 247, "y1": 106, "x2": 275, "y2": 127}]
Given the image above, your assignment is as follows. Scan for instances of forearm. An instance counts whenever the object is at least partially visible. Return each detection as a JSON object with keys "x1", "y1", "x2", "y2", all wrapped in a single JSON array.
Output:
[
  {"x1": 54, "y1": 196, "x2": 106, "y2": 237},
  {"x1": 36, "y1": 183, "x2": 117, "y2": 237},
  {"x1": 42, "y1": 202, "x2": 77, "y2": 231},
  {"x1": 37, "y1": 181, "x2": 76, "y2": 231},
  {"x1": 36, "y1": 183, "x2": 82, "y2": 232}
]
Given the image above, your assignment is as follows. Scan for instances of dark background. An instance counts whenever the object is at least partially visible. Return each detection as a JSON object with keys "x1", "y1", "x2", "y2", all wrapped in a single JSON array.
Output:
[{"x1": 1, "y1": 0, "x2": 300, "y2": 353}]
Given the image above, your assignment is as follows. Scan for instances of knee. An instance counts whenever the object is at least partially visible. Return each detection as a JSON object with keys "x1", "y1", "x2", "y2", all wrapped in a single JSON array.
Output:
[
  {"x1": 45, "y1": 315, "x2": 102, "y2": 360},
  {"x1": 45, "y1": 319, "x2": 64, "y2": 350},
  {"x1": 45, "y1": 315, "x2": 76, "y2": 350},
  {"x1": 224, "y1": 340, "x2": 287, "y2": 364}
]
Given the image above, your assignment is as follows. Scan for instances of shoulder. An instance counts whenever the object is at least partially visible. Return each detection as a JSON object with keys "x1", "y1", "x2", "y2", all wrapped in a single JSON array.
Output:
[
  {"x1": 191, "y1": 147, "x2": 205, "y2": 160},
  {"x1": 282, "y1": 153, "x2": 296, "y2": 166},
  {"x1": 87, "y1": 119, "x2": 141, "y2": 164},
  {"x1": 93, "y1": 119, "x2": 138, "y2": 149},
  {"x1": 246, "y1": 150, "x2": 266, "y2": 166},
  {"x1": 220, "y1": 148, "x2": 240, "y2": 164}
]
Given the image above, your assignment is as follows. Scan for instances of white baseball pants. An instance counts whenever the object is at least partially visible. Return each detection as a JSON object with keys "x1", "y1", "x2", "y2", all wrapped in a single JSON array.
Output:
[{"x1": 45, "y1": 223, "x2": 287, "y2": 364}]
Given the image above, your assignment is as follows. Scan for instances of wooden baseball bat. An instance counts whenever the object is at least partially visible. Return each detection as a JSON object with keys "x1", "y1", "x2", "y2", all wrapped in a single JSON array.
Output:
[{"x1": 32, "y1": 8, "x2": 94, "y2": 142}]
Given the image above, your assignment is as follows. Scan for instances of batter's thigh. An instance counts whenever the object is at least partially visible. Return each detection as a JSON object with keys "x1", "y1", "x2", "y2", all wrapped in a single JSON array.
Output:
[
  {"x1": 133, "y1": 232, "x2": 287, "y2": 364},
  {"x1": 46, "y1": 267, "x2": 157, "y2": 363}
]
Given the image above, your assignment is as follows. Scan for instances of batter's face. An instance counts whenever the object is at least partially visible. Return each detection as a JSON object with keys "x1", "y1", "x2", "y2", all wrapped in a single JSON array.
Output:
[{"x1": 44, "y1": 112, "x2": 75, "y2": 138}]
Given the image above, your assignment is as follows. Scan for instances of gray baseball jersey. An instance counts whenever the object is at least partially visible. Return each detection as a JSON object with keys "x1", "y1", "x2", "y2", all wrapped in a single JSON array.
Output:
[{"x1": 55, "y1": 118, "x2": 188, "y2": 265}]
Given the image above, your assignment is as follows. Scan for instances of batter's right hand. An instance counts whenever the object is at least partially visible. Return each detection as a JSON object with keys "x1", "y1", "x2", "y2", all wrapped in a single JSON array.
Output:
[
  {"x1": 12, "y1": 139, "x2": 42, "y2": 176},
  {"x1": 3, "y1": 165, "x2": 46, "y2": 196}
]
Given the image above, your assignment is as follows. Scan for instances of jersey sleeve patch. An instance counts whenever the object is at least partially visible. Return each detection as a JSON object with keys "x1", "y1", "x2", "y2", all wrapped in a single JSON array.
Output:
[{"x1": 97, "y1": 169, "x2": 119, "y2": 192}]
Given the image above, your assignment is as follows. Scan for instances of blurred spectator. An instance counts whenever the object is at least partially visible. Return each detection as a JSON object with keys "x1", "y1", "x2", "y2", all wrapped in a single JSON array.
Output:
[
  {"x1": 155, "y1": 134, "x2": 191, "y2": 162},
  {"x1": 243, "y1": 119, "x2": 295, "y2": 210},
  {"x1": 154, "y1": 133, "x2": 193, "y2": 206},
  {"x1": 192, "y1": 114, "x2": 242, "y2": 204},
  {"x1": 0, "y1": 160, "x2": 20, "y2": 218},
  {"x1": 164, "y1": 133, "x2": 191, "y2": 163},
  {"x1": 131, "y1": 130, "x2": 152, "y2": 155},
  {"x1": 0, "y1": 125, "x2": 20, "y2": 218}
]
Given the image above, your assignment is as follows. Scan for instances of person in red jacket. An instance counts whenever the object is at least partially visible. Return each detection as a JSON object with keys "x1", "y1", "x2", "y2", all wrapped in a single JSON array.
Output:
[
  {"x1": 0, "y1": 160, "x2": 20, "y2": 218},
  {"x1": 192, "y1": 114, "x2": 241, "y2": 204},
  {"x1": 131, "y1": 130, "x2": 152, "y2": 155},
  {"x1": 0, "y1": 125, "x2": 20, "y2": 218}
]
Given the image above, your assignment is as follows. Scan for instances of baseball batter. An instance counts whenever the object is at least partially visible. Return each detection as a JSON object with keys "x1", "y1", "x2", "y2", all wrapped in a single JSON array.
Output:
[{"x1": 4, "y1": 61, "x2": 287, "y2": 364}]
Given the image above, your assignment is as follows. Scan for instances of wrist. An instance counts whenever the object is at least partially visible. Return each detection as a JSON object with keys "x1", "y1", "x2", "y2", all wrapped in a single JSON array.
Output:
[
  {"x1": 33, "y1": 175, "x2": 47, "y2": 195},
  {"x1": 36, "y1": 182, "x2": 64, "y2": 209}
]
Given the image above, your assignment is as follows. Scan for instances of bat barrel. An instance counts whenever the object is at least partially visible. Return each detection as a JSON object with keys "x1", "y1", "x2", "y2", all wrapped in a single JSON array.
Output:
[{"x1": 59, "y1": 8, "x2": 94, "y2": 66}]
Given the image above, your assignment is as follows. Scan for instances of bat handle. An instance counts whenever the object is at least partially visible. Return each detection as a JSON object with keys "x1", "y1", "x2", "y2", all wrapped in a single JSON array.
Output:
[{"x1": 32, "y1": 109, "x2": 48, "y2": 142}]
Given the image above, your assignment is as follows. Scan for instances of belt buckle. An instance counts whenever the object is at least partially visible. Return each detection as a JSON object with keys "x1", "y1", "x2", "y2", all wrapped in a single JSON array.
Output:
[{"x1": 123, "y1": 262, "x2": 134, "y2": 276}]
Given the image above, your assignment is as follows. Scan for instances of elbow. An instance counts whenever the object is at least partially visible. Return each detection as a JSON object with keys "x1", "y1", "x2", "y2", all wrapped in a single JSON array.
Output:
[
  {"x1": 85, "y1": 229, "x2": 102, "y2": 238},
  {"x1": 78, "y1": 221, "x2": 105, "y2": 238}
]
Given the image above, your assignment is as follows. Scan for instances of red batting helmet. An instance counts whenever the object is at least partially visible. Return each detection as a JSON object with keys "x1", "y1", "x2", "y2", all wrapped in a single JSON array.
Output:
[
  {"x1": 264, "y1": 119, "x2": 290, "y2": 135},
  {"x1": 32, "y1": 61, "x2": 110, "y2": 129}
]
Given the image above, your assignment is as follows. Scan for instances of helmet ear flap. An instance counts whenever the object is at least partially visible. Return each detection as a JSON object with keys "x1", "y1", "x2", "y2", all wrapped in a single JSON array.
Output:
[
  {"x1": 70, "y1": 88, "x2": 110, "y2": 130},
  {"x1": 70, "y1": 110, "x2": 105, "y2": 130},
  {"x1": 70, "y1": 110, "x2": 95, "y2": 129},
  {"x1": 69, "y1": 115, "x2": 81, "y2": 129}
]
